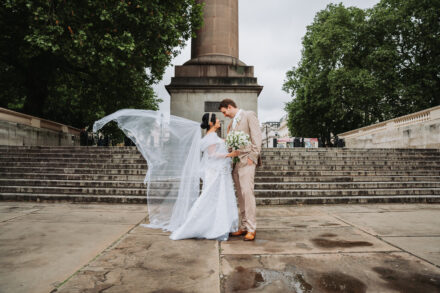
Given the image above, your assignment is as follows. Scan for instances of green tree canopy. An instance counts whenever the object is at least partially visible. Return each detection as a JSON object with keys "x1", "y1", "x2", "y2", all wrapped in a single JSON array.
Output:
[
  {"x1": 0, "y1": 0, "x2": 203, "y2": 129},
  {"x1": 283, "y1": 0, "x2": 440, "y2": 145}
]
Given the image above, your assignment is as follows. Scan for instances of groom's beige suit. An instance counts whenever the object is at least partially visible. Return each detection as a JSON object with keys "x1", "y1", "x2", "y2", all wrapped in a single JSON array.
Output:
[{"x1": 227, "y1": 110, "x2": 262, "y2": 233}]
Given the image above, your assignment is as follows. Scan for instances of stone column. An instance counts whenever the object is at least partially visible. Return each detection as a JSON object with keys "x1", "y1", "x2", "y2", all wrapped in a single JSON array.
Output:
[
  {"x1": 191, "y1": 0, "x2": 239, "y2": 63},
  {"x1": 167, "y1": 0, "x2": 262, "y2": 137}
]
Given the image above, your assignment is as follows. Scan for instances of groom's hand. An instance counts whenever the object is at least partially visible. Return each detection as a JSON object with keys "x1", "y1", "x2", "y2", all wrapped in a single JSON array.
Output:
[
  {"x1": 226, "y1": 150, "x2": 240, "y2": 157},
  {"x1": 247, "y1": 158, "x2": 254, "y2": 165}
]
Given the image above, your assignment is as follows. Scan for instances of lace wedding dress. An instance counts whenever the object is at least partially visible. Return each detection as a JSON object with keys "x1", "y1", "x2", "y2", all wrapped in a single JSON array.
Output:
[
  {"x1": 93, "y1": 109, "x2": 238, "y2": 241},
  {"x1": 170, "y1": 132, "x2": 238, "y2": 241}
]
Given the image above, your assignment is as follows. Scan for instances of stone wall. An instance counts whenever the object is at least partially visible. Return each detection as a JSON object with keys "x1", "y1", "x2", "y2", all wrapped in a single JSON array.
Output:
[
  {"x1": 338, "y1": 106, "x2": 440, "y2": 149},
  {"x1": 0, "y1": 108, "x2": 80, "y2": 146}
]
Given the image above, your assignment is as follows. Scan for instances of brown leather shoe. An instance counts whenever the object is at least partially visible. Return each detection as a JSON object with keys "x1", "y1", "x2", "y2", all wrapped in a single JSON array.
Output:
[
  {"x1": 244, "y1": 231, "x2": 256, "y2": 241},
  {"x1": 230, "y1": 229, "x2": 247, "y2": 236}
]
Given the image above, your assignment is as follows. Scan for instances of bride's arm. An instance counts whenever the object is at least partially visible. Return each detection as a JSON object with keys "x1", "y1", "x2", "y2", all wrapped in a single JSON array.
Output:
[{"x1": 207, "y1": 144, "x2": 228, "y2": 159}]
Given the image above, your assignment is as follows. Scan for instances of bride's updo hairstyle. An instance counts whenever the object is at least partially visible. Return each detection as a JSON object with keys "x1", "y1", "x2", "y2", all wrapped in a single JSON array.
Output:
[{"x1": 201, "y1": 113, "x2": 216, "y2": 130}]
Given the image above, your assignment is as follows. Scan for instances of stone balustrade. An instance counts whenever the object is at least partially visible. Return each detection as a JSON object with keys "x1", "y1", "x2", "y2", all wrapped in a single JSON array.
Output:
[
  {"x1": 338, "y1": 105, "x2": 440, "y2": 149},
  {"x1": 0, "y1": 107, "x2": 81, "y2": 146}
]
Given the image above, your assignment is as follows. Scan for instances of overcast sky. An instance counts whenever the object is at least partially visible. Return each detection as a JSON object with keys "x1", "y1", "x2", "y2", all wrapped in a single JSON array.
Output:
[{"x1": 153, "y1": 0, "x2": 380, "y2": 124}]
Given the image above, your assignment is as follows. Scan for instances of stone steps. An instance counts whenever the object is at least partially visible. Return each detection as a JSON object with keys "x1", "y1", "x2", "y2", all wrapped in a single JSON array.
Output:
[
  {"x1": 2, "y1": 163, "x2": 439, "y2": 172},
  {"x1": 2, "y1": 156, "x2": 437, "y2": 164},
  {"x1": 1, "y1": 185, "x2": 439, "y2": 197},
  {"x1": 1, "y1": 146, "x2": 439, "y2": 205},
  {"x1": 2, "y1": 167, "x2": 439, "y2": 176},
  {"x1": 1, "y1": 172, "x2": 439, "y2": 183},
  {"x1": 1, "y1": 179, "x2": 440, "y2": 190}
]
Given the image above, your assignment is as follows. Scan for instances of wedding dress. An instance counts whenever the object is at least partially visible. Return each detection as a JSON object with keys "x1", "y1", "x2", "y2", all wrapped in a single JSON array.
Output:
[
  {"x1": 92, "y1": 109, "x2": 238, "y2": 241},
  {"x1": 170, "y1": 132, "x2": 238, "y2": 240}
]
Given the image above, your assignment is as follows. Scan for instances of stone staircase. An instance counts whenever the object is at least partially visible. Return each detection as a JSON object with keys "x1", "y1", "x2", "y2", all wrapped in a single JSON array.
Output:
[{"x1": 1, "y1": 146, "x2": 440, "y2": 205}]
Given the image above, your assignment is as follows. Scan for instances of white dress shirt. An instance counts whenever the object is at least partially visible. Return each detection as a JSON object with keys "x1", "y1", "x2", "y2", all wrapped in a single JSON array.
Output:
[{"x1": 232, "y1": 109, "x2": 243, "y2": 130}]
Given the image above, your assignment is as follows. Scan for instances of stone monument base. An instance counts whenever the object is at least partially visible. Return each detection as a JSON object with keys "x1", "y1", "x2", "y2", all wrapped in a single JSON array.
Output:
[{"x1": 167, "y1": 58, "x2": 262, "y2": 138}]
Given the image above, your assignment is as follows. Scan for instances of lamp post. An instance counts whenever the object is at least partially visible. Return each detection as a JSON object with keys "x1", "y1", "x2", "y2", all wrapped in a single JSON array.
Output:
[{"x1": 265, "y1": 124, "x2": 268, "y2": 148}]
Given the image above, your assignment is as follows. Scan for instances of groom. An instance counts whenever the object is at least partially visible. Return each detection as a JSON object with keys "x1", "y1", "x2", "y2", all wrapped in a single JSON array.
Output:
[{"x1": 219, "y1": 99, "x2": 262, "y2": 241}]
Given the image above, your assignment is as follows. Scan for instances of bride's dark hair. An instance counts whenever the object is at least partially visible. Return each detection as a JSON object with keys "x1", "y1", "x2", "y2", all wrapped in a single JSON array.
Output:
[{"x1": 200, "y1": 113, "x2": 216, "y2": 130}]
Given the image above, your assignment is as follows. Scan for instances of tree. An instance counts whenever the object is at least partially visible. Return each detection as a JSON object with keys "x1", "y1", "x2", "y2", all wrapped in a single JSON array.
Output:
[
  {"x1": 283, "y1": 0, "x2": 440, "y2": 144},
  {"x1": 283, "y1": 4, "x2": 374, "y2": 145},
  {"x1": 369, "y1": 0, "x2": 440, "y2": 116},
  {"x1": 0, "y1": 0, "x2": 203, "y2": 129}
]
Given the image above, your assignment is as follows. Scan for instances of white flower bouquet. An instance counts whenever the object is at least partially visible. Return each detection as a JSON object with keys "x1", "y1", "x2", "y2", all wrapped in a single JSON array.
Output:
[{"x1": 226, "y1": 131, "x2": 251, "y2": 163}]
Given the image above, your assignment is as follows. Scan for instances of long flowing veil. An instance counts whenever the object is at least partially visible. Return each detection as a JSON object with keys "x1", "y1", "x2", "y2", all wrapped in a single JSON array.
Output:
[{"x1": 93, "y1": 109, "x2": 201, "y2": 232}]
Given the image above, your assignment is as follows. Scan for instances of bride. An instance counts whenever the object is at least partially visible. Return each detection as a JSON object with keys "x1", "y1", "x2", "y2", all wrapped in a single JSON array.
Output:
[
  {"x1": 93, "y1": 109, "x2": 239, "y2": 241},
  {"x1": 170, "y1": 113, "x2": 238, "y2": 240}
]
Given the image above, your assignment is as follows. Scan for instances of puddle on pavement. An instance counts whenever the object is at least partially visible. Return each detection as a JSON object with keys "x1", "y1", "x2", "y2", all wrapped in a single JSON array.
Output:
[
  {"x1": 319, "y1": 233, "x2": 338, "y2": 238},
  {"x1": 311, "y1": 238, "x2": 373, "y2": 248},
  {"x1": 223, "y1": 266, "x2": 369, "y2": 293},
  {"x1": 373, "y1": 266, "x2": 440, "y2": 293},
  {"x1": 152, "y1": 289, "x2": 183, "y2": 293},
  {"x1": 317, "y1": 272, "x2": 367, "y2": 293},
  {"x1": 223, "y1": 266, "x2": 312, "y2": 293},
  {"x1": 222, "y1": 253, "x2": 440, "y2": 293},
  {"x1": 320, "y1": 222, "x2": 341, "y2": 226}
]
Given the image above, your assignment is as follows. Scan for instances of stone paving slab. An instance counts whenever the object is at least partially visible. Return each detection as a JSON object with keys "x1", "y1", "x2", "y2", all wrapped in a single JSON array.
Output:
[
  {"x1": 221, "y1": 227, "x2": 398, "y2": 255},
  {"x1": 0, "y1": 205, "x2": 40, "y2": 222},
  {"x1": 9, "y1": 210, "x2": 147, "y2": 225},
  {"x1": 57, "y1": 227, "x2": 220, "y2": 293},
  {"x1": 258, "y1": 215, "x2": 349, "y2": 229},
  {"x1": 1, "y1": 202, "x2": 440, "y2": 293},
  {"x1": 330, "y1": 208, "x2": 440, "y2": 237},
  {"x1": 382, "y1": 237, "x2": 440, "y2": 267},
  {"x1": 220, "y1": 252, "x2": 440, "y2": 293},
  {"x1": 0, "y1": 203, "x2": 147, "y2": 293}
]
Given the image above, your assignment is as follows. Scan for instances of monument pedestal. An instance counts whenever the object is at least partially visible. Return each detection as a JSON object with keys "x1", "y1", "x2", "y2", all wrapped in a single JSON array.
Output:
[{"x1": 167, "y1": 59, "x2": 262, "y2": 137}]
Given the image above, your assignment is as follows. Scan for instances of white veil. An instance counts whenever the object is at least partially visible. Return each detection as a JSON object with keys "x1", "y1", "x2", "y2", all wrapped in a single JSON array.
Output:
[{"x1": 93, "y1": 109, "x2": 201, "y2": 232}]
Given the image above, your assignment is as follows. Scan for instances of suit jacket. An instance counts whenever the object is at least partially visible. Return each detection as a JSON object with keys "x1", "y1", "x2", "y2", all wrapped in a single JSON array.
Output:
[{"x1": 227, "y1": 110, "x2": 263, "y2": 167}]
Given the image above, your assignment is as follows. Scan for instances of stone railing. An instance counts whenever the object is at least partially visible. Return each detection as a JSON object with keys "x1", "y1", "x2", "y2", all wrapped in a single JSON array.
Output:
[
  {"x1": 0, "y1": 107, "x2": 81, "y2": 146},
  {"x1": 338, "y1": 105, "x2": 440, "y2": 149}
]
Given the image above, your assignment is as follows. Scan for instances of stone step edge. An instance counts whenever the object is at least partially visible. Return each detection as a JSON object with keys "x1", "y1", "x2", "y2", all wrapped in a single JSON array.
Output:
[
  {"x1": 2, "y1": 160, "x2": 439, "y2": 165},
  {"x1": 2, "y1": 186, "x2": 440, "y2": 193},
  {"x1": 1, "y1": 172, "x2": 438, "y2": 178},
  {"x1": 1, "y1": 146, "x2": 438, "y2": 151},
  {"x1": 2, "y1": 170, "x2": 439, "y2": 176},
  {"x1": 1, "y1": 193, "x2": 440, "y2": 205},
  {"x1": 1, "y1": 179, "x2": 440, "y2": 186}
]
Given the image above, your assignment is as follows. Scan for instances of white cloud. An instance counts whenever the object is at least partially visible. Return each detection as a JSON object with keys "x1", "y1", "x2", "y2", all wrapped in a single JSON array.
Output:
[{"x1": 153, "y1": 0, "x2": 380, "y2": 124}]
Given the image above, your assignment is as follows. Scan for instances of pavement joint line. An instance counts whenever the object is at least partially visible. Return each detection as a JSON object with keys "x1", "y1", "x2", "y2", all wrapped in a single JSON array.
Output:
[
  {"x1": 218, "y1": 240, "x2": 222, "y2": 293},
  {"x1": 331, "y1": 214, "x2": 440, "y2": 269},
  {"x1": 8, "y1": 219, "x2": 140, "y2": 225},
  {"x1": 54, "y1": 214, "x2": 148, "y2": 291},
  {"x1": 0, "y1": 208, "x2": 42, "y2": 223},
  {"x1": 220, "y1": 251, "x2": 403, "y2": 256},
  {"x1": 255, "y1": 227, "x2": 350, "y2": 230},
  {"x1": 381, "y1": 235, "x2": 440, "y2": 237}
]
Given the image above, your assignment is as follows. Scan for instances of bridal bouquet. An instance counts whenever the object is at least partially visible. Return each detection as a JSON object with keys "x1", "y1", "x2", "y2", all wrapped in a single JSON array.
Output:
[{"x1": 226, "y1": 131, "x2": 251, "y2": 163}]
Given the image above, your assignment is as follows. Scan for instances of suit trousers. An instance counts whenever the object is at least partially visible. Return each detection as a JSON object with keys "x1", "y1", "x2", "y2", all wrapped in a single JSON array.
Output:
[{"x1": 232, "y1": 162, "x2": 257, "y2": 232}]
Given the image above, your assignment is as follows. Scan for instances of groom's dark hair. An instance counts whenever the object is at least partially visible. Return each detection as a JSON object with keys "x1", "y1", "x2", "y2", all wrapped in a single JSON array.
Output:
[{"x1": 218, "y1": 99, "x2": 237, "y2": 110}]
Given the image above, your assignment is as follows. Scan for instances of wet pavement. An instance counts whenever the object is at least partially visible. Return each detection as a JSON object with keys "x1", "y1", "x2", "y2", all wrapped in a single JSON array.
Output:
[{"x1": 0, "y1": 202, "x2": 439, "y2": 293}]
